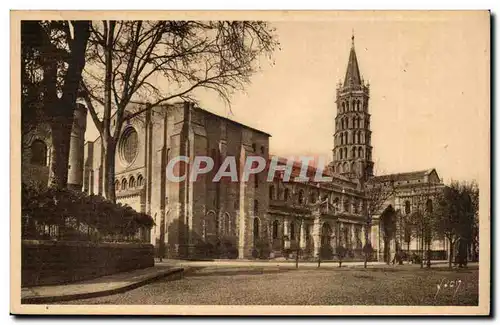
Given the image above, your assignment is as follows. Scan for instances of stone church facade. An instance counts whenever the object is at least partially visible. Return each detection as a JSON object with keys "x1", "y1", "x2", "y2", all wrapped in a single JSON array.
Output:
[{"x1": 22, "y1": 35, "x2": 448, "y2": 261}]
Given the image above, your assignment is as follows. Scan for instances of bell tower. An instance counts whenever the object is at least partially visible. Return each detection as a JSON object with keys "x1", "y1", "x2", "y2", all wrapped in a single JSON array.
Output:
[{"x1": 332, "y1": 34, "x2": 374, "y2": 181}]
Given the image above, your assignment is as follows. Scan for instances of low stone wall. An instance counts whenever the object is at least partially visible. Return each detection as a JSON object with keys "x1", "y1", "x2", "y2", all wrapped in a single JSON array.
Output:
[{"x1": 22, "y1": 240, "x2": 154, "y2": 287}]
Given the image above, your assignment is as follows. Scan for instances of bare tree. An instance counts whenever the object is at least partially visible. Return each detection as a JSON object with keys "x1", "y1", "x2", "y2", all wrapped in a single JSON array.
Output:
[
  {"x1": 433, "y1": 180, "x2": 478, "y2": 268},
  {"x1": 407, "y1": 183, "x2": 439, "y2": 268},
  {"x1": 363, "y1": 175, "x2": 397, "y2": 267},
  {"x1": 81, "y1": 20, "x2": 278, "y2": 202}
]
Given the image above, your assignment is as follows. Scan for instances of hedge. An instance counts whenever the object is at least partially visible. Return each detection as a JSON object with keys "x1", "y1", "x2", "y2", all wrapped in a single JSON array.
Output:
[{"x1": 21, "y1": 183, "x2": 154, "y2": 242}]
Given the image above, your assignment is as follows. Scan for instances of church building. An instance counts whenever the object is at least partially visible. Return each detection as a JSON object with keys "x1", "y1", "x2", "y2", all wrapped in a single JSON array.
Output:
[{"x1": 22, "y1": 35, "x2": 448, "y2": 262}]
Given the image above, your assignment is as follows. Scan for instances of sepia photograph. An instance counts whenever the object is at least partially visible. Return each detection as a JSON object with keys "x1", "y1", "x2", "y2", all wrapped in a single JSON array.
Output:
[{"x1": 10, "y1": 10, "x2": 490, "y2": 316}]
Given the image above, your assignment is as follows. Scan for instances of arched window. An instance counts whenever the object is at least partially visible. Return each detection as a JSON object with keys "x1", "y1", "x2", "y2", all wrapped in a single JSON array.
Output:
[
  {"x1": 337, "y1": 164, "x2": 343, "y2": 174},
  {"x1": 121, "y1": 178, "x2": 128, "y2": 190},
  {"x1": 290, "y1": 222, "x2": 296, "y2": 240},
  {"x1": 404, "y1": 200, "x2": 411, "y2": 214},
  {"x1": 358, "y1": 147, "x2": 363, "y2": 158},
  {"x1": 340, "y1": 149, "x2": 343, "y2": 159},
  {"x1": 272, "y1": 220, "x2": 279, "y2": 239},
  {"x1": 254, "y1": 199, "x2": 259, "y2": 215},
  {"x1": 115, "y1": 179, "x2": 120, "y2": 191},
  {"x1": 253, "y1": 217, "x2": 260, "y2": 240},
  {"x1": 137, "y1": 174, "x2": 144, "y2": 187},
  {"x1": 357, "y1": 100, "x2": 360, "y2": 111},
  {"x1": 205, "y1": 211, "x2": 218, "y2": 237},
  {"x1": 284, "y1": 188, "x2": 289, "y2": 201},
  {"x1": 321, "y1": 223, "x2": 332, "y2": 247},
  {"x1": 341, "y1": 102, "x2": 345, "y2": 112},
  {"x1": 129, "y1": 176, "x2": 135, "y2": 188},
  {"x1": 426, "y1": 199, "x2": 433, "y2": 214},
  {"x1": 269, "y1": 185, "x2": 275, "y2": 200},
  {"x1": 343, "y1": 161, "x2": 348, "y2": 173},
  {"x1": 30, "y1": 140, "x2": 47, "y2": 166},
  {"x1": 352, "y1": 147, "x2": 356, "y2": 158},
  {"x1": 298, "y1": 190, "x2": 304, "y2": 204}
]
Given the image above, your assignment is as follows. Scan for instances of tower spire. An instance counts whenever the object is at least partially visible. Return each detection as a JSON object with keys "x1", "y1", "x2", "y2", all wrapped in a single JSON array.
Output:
[{"x1": 344, "y1": 33, "x2": 362, "y2": 87}]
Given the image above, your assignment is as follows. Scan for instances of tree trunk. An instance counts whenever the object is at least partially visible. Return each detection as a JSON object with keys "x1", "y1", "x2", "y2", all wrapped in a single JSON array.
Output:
[
  {"x1": 426, "y1": 240, "x2": 432, "y2": 268},
  {"x1": 420, "y1": 231, "x2": 424, "y2": 268},
  {"x1": 364, "y1": 224, "x2": 369, "y2": 268},
  {"x1": 48, "y1": 113, "x2": 73, "y2": 189},
  {"x1": 45, "y1": 21, "x2": 90, "y2": 190},
  {"x1": 384, "y1": 238, "x2": 390, "y2": 265},
  {"x1": 102, "y1": 139, "x2": 117, "y2": 202},
  {"x1": 448, "y1": 239, "x2": 454, "y2": 269}
]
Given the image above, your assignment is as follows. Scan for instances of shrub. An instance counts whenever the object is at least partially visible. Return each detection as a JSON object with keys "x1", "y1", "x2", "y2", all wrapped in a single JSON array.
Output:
[
  {"x1": 320, "y1": 246, "x2": 334, "y2": 260},
  {"x1": 21, "y1": 183, "x2": 154, "y2": 241},
  {"x1": 336, "y1": 246, "x2": 347, "y2": 267},
  {"x1": 253, "y1": 238, "x2": 270, "y2": 259}
]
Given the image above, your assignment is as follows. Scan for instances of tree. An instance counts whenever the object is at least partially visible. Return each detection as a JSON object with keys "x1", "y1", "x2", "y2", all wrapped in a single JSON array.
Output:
[
  {"x1": 433, "y1": 181, "x2": 478, "y2": 268},
  {"x1": 336, "y1": 245, "x2": 347, "y2": 268},
  {"x1": 402, "y1": 212, "x2": 413, "y2": 254},
  {"x1": 363, "y1": 176, "x2": 397, "y2": 267},
  {"x1": 469, "y1": 182, "x2": 480, "y2": 262},
  {"x1": 21, "y1": 21, "x2": 91, "y2": 189},
  {"x1": 81, "y1": 20, "x2": 278, "y2": 202},
  {"x1": 402, "y1": 182, "x2": 440, "y2": 268}
]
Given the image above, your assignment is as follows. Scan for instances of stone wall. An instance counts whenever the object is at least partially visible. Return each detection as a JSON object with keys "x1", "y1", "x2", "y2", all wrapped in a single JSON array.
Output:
[{"x1": 22, "y1": 240, "x2": 154, "y2": 287}]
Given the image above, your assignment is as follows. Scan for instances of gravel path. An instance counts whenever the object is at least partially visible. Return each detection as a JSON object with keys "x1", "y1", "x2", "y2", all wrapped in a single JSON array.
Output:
[{"x1": 60, "y1": 266, "x2": 479, "y2": 306}]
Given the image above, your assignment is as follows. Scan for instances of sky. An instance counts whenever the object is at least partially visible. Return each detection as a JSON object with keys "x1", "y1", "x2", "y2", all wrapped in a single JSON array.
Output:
[{"x1": 84, "y1": 11, "x2": 490, "y2": 184}]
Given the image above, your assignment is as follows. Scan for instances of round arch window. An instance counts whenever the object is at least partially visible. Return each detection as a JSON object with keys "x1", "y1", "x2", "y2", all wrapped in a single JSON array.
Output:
[{"x1": 119, "y1": 127, "x2": 139, "y2": 165}]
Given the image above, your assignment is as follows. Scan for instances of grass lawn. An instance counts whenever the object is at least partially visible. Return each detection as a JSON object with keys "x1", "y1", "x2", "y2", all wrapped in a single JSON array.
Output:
[{"x1": 63, "y1": 265, "x2": 479, "y2": 306}]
